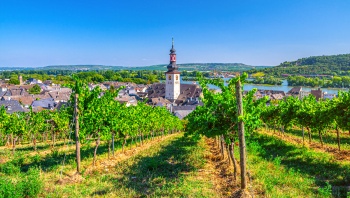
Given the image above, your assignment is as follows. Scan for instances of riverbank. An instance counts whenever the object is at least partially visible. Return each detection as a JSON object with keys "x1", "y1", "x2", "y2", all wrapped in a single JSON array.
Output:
[{"x1": 180, "y1": 78, "x2": 348, "y2": 95}]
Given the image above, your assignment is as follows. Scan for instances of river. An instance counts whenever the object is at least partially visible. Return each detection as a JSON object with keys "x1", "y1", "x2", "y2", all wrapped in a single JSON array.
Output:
[{"x1": 180, "y1": 78, "x2": 348, "y2": 95}]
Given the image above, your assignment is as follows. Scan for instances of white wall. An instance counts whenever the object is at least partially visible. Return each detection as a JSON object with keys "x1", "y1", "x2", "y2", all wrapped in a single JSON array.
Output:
[{"x1": 165, "y1": 73, "x2": 180, "y2": 100}]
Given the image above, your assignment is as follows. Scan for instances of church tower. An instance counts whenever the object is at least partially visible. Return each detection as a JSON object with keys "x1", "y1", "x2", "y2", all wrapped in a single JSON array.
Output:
[{"x1": 165, "y1": 38, "x2": 181, "y2": 101}]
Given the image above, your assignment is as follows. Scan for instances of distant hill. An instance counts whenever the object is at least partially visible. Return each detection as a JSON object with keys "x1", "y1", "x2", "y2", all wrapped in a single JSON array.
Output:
[
  {"x1": 127, "y1": 63, "x2": 269, "y2": 71},
  {"x1": 248, "y1": 53, "x2": 350, "y2": 76},
  {"x1": 1, "y1": 63, "x2": 269, "y2": 72}
]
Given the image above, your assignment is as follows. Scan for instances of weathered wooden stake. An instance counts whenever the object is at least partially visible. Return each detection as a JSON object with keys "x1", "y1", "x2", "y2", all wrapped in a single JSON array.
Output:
[
  {"x1": 236, "y1": 78, "x2": 247, "y2": 190},
  {"x1": 112, "y1": 133, "x2": 115, "y2": 156},
  {"x1": 302, "y1": 126, "x2": 305, "y2": 145},
  {"x1": 74, "y1": 94, "x2": 81, "y2": 173},
  {"x1": 336, "y1": 126, "x2": 341, "y2": 151}
]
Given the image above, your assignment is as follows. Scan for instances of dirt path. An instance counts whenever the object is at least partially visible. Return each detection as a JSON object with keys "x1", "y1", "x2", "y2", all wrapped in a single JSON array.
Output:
[
  {"x1": 203, "y1": 137, "x2": 243, "y2": 198},
  {"x1": 259, "y1": 129, "x2": 350, "y2": 161}
]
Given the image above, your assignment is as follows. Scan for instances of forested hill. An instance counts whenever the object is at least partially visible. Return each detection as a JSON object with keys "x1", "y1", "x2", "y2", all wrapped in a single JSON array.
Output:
[{"x1": 248, "y1": 53, "x2": 350, "y2": 76}]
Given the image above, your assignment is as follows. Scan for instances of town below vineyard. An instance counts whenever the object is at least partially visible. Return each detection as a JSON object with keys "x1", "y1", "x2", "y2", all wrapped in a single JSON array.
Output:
[{"x1": 1, "y1": 43, "x2": 350, "y2": 198}]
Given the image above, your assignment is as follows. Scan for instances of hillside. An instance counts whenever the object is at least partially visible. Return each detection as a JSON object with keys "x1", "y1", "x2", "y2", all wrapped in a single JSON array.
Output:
[
  {"x1": 248, "y1": 53, "x2": 350, "y2": 77},
  {"x1": 0, "y1": 63, "x2": 269, "y2": 72}
]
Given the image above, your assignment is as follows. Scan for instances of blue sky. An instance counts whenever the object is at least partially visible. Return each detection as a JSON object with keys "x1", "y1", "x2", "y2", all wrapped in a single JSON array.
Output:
[{"x1": 1, "y1": 0, "x2": 349, "y2": 67}]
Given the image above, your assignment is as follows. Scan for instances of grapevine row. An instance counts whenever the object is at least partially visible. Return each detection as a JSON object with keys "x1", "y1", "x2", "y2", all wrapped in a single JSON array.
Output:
[{"x1": 0, "y1": 79, "x2": 183, "y2": 168}]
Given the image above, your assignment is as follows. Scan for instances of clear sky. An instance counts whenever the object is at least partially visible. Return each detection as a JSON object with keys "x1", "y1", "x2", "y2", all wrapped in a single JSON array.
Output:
[{"x1": 1, "y1": 0, "x2": 349, "y2": 67}]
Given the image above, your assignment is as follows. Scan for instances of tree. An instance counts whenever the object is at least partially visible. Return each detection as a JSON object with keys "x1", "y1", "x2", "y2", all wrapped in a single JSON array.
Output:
[{"x1": 29, "y1": 84, "x2": 42, "y2": 94}]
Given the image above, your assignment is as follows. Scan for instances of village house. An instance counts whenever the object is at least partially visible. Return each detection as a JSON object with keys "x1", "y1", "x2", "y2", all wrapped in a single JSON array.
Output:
[
  {"x1": 0, "y1": 100, "x2": 26, "y2": 113},
  {"x1": 150, "y1": 97, "x2": 172, "y2": 107},
  {"x1": 299, "y1": 90, "x2": 310, "y2": 100},
  {"x1": 287, "y1": 86, "x2": 302, "y2": 98},
  {"x1": 323, "y1": 93, "x2": 336, "y2": 100},
  {"x1": 48, "y1": 91, "x2": 71, "y2": 103},
  {"x1": 115, "y1": 95, "x2": 138, "y2": 107},
  {"x1": 171, "y1": 105, "x2": 198, "y2": 119},
  {"x1": 26, "y1": 78, "x2": 42, "y2": 84},
  {"x1": 311, "y1": 88, "x2": 323, "y2": 101},
  {"x1": 31, "y1": 98, "x2": 56, "y2": 110}
]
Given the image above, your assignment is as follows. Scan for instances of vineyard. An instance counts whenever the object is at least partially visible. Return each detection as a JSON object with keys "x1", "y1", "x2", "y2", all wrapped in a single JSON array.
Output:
[
  {"x1": 185, "y1": 73, "x2": 350, "y2": 197},
  {"x1": 1, "y1": 75, "x2": 350, "y2": 197},
  {"x1": 0, "y1": 80, "x2": 184, "y2": 197}
]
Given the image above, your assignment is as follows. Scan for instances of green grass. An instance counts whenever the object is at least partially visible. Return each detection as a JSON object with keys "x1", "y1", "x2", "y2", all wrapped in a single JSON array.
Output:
[
  {"x1": 43, "y1": 133, "x2": 217, "y2": 197},
  {"x1": 0, "y1": 135, "x2": 163, "y2": 173},
  {"x1": 265, "y1": 127, "x2": 350, "y2": 151},
  {"x1": 245, "y1": 132, "x2": 350, "y2": 197},
  {"x1": 287, "y1": 128, "x2": 350, "y2": 150}
]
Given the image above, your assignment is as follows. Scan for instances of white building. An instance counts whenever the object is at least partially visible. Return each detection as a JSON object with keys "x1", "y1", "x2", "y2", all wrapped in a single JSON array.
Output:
[
  {"x1": 300, "y1": 90, "x2": 310, "y2": 100},
  {"x1": 323, "y1": 93, "x2": 336, "y2": 100}
]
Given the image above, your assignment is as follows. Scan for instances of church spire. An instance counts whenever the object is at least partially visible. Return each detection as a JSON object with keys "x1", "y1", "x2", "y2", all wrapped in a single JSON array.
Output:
[{"x1": 167, "y1": 38, "x2": 178, "y2": 71}]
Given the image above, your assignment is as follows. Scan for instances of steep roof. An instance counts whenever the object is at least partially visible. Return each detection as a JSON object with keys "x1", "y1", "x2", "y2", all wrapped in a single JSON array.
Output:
[
  {"x1": 151, "y1": 97, "x2": 171, "y2": 106},
  {"x1": 147, "y1": 83, "x2": 166, "y2": 98},
  {"x1": 172, "y1": 105, "x2": 197, "y2": 113},
  {"x1": 9, "y1": 88, "x2": 29, "y2": 96},
  {"x1": 49, "y1": 92, "x2": 71, "y2": 102},
  {"x1": 174, "y1": 110, "x2": 193, "y2": 120},
  {"x1": 32, "y1": 98, "x2": 56, "y2": 109},
  {"x1": 147, "y1": 83, "x2": 202, "y2": 105},
  {"x1": 288, "y1": 87, "x2": 302, "y2": 95},
  {"x1": 32, "y1": 93, "x2": 51, "y2": 100},
  {"x1": 176, "y1": 84, "x2": 202, "y2": 103},
  {"x1": 0, "y1": 100, "x2": 26, "y2": 113},
  {"x1": 1, "y1": 95, "x2": 34, "y2": 106}
]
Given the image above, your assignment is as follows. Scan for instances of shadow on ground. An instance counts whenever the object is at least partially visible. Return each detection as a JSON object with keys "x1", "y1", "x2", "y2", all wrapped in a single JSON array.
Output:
[
  {"x1": 109, "y1": 135, "x2": 202, "y2": 197},
  {"x1": 285, "y1": 128, "x2": 350, "y2": 147},
  {"x1": 249, "y1": 133, "x2": 350, "y2": 197}
]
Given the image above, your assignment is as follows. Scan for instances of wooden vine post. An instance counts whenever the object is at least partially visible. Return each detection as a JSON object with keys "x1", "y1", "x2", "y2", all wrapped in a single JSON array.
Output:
[
  {"x1": 236, "y1": 78, "x2": 247, "y2": 190},
  {"x1": 74, "y1": 93, "x2": 81, "y2": 173}
]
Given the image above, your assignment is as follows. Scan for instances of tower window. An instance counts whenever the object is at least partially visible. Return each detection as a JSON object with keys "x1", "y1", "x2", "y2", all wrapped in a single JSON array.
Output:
[
  {"x1": 176, "y1": 75, "x2": 179, "y2": 80},
  {"x1": 168, "y1": 75, "x2": 171, "y2": 80}
]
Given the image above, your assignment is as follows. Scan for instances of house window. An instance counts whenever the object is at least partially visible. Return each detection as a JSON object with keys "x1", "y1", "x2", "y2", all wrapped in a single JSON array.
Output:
[{"x1": 168, "y1": 75, "x2": 171, "y2": 80}]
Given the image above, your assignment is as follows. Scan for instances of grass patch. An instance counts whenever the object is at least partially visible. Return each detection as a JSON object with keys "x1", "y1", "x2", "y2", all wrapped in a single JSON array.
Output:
[
  {"x1": 246, "y1": 132, "x2": 350, "y2": 197},
  {"x1": 0, "y1": 167, "x2": 43, "y2": 198}
]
